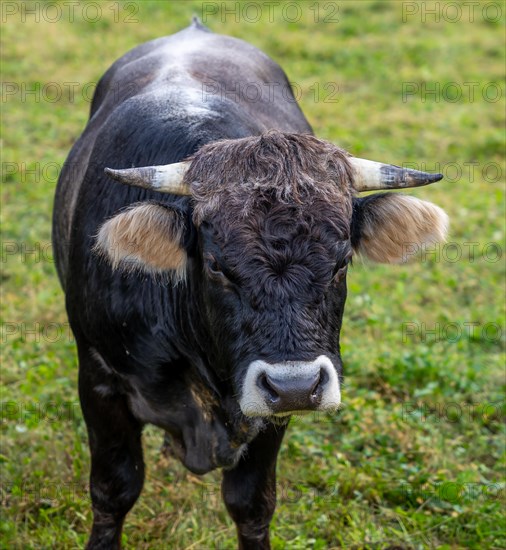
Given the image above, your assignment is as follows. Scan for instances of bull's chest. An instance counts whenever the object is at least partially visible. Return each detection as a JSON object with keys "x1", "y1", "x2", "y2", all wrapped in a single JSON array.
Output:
[{"x1": 125, "y1": 376, "x2": 263, "y2": 474}]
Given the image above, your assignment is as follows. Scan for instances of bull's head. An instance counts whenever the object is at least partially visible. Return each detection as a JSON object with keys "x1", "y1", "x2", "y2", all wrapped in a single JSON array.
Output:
[{"x1": 96, "y1": 132, "x2": 448, "y2": 417}]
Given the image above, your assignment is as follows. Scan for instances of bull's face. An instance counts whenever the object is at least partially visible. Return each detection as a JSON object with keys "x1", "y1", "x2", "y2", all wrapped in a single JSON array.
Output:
[
  {"x1": 96, "y1": 132, "x2": 448, "y2": 418},
  {"x1": 197, "y1": 193, "x2": 351, "y2": 416}
]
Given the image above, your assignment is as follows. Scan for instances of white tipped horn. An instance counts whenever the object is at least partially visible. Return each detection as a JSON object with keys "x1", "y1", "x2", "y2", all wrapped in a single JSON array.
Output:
[
  {"x1": 104, "y1": 162, "x2": 191, "y2": 195},
  {"x1": 349, "y1": 157, "x2": 443, "y2": 191}
]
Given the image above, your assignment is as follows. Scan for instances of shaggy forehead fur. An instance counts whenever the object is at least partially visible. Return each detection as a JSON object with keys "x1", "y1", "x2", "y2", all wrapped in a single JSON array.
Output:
[
  {"x1": 183, "y1": 131, "x2": 355, "y2": 310},
  {"x1": 185, "y1": 131, "x2": 355, "y2": 224}
]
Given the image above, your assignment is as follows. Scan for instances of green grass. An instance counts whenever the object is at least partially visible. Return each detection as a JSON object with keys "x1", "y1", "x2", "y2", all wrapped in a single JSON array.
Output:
[{"x1": 1, "y1": 1, "x2": 505, "y2": 548}]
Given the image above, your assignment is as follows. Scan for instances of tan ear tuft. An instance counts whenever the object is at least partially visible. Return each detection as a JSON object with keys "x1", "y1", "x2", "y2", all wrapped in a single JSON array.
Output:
[
  {"x1": 355, "y1": 194, "x2": 449, "y2": 264},
  {"x1": 94, "y1": 203, "x2": 187, "y2": 280}
]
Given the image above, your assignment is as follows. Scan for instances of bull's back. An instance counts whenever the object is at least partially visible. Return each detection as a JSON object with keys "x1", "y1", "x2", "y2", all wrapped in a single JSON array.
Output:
[{"x1": 53, "y1": 21, "x2": 312, "y2": 289}]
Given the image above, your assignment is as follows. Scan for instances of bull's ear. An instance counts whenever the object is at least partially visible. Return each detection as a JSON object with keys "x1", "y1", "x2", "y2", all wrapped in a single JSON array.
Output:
[
  {"x1": 94, "y1": 203, "x2": 189, "y2": 280},
  {"x1": 351, "y1": 193, "x2": 449, "y2": 263}
]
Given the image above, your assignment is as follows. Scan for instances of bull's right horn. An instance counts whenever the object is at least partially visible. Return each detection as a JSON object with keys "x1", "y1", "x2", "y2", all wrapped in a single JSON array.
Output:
[
  {"x1": 104, "y1": 162, "x2": 191, "y2": 195},
  {"x1": 349, "y1": 158, "x2": 443, "y2": 191}
]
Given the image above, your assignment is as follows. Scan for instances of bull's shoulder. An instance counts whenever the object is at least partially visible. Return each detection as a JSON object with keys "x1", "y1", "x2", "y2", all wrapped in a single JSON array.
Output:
[
  {"x1": 89, "y1": 21, "x2": 212, "y2": 116},
  {"x1": 87, "y1": 89, "x2": 259, "y2": 172}
]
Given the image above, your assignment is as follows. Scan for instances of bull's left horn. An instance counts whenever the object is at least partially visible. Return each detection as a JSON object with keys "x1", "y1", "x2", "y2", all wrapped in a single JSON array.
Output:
[
  {"x1": 104, "y1": 162, "x2": 191, "y2": 195},
  {"x1": 349, "y1": 158, "x2": 443, "y2": 191}
]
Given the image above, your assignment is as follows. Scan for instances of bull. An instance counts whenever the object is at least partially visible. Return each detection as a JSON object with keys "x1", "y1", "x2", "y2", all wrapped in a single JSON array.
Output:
[{"x1": 53, "y1": 19, "x2": 448, "y2": 549}]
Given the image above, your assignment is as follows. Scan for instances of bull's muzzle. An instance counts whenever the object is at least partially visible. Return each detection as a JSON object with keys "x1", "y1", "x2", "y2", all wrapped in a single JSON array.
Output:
[{"x1": 239, "y1": 355, "x2": 341, "y2": 417}]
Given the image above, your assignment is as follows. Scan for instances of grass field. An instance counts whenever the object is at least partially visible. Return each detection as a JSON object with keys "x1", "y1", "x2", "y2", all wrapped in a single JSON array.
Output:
[{"x1": 1, "y1": 1, "x2": 505, "y2": 548}]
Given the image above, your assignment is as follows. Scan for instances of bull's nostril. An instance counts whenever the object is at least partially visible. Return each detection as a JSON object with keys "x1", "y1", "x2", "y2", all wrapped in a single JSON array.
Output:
[
  {"x1": 310, "y1": 371, "x2": 321, "y2": 396},
  {"x1": 309, "y1": 368, "x2": 327, "y2": 404},
  {"x1": 258, "y1": 373, "x2": 280, "y2": 403}
]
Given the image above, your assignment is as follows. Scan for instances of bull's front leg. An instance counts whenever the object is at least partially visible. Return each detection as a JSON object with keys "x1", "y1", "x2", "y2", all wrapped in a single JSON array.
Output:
[
  {"x1": 77, "y1": 345, "x2": 145, "y2": 550},
  {"x1": 222, "y1": 422, "x2": 287, "y2": 550}
]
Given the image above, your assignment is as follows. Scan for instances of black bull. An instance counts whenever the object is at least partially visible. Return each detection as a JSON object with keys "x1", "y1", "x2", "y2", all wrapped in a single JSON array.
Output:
[{"x1": 52, "y1": 19, "x2": 448, "y2": 549}]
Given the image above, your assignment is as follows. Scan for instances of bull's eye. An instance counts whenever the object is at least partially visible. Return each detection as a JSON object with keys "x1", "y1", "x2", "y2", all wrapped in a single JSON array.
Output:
[
  {"x1": 204, "y1": 254, "x2": 240, "y2": 288},
  {"x1": 206, "y1": 255, "x2": 223, "y2": 277},
  {"x1": 332, "y1": 249, "x2": 352, "y2": 283},
  {"x1": 333, "y1": 264, "x2": 348, "y2": 283}
]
